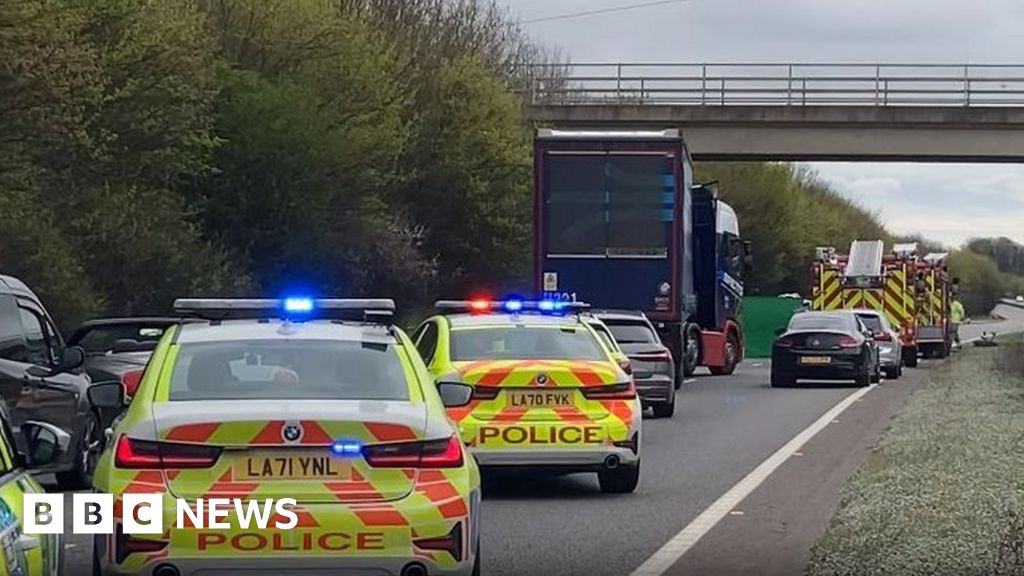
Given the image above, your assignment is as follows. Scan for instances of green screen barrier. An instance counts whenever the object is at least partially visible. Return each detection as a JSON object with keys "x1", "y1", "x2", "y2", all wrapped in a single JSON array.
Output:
[{"x1": 744, "y1": 296, "x2": 804, "y2": 358}]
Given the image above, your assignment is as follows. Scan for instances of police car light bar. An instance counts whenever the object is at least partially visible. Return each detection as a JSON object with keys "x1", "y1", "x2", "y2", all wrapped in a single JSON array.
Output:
[
  {"x1": 172, "y1": 298, "x2": 396, "y2": 322},
  {"x1": 434, "y1": 299, "x2": 590, "y2": 315}
]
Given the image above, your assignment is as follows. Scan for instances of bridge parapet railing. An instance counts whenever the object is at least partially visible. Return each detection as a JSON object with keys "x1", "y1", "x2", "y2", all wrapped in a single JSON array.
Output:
[{"x1": 520, "y1": 63, "x2": 1024, "y2": 107}]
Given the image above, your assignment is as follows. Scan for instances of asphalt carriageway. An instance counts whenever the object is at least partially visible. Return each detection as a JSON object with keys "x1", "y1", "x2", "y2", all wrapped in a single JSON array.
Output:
[{"x1": 56, "y1": 304, "x2": 1024, "y2": 576}]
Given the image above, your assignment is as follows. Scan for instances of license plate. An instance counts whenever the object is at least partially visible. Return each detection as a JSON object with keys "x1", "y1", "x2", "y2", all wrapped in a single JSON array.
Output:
[
  {"x1": 235, "y1": 452, "x2": 350, "y2": 481},
  {"x1": 800, "y1": 356, "x2": 832, "y2": 365},
  {"x1": 506, "y1": 389, "x2": 574, "y2": 409}
]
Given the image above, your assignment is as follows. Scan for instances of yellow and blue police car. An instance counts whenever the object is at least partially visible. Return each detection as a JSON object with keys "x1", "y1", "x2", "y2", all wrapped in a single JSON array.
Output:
[
  {"x1": 89, "y1": 298, "x2": 481, "y2": 576},
  {"x1": 412, "y1": 299, "x2": 642, "y2": 494}
]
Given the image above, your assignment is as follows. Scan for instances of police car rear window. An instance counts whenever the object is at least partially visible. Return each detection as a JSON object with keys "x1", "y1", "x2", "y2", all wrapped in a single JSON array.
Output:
[
  {"x1": 450, "y1": 326, "x2": 606, "y2": 361},
  {"x1": 167, "y1": 340, "x2": 409, "y2": 401}
]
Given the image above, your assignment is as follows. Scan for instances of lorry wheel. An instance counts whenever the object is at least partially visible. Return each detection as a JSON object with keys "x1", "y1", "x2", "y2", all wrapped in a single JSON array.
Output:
[
  {"x1": 709, "y1": 331, "x2": 739, "y2": 376},
  {"x1": 681, "y1": 325, "x2": 700, "y2": 380}
]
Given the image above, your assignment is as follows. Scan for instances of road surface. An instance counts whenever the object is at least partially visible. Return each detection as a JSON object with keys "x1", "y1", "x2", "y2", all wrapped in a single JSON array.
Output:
[{"x1": 58, "y1": 305, "x2": 1024, "y2": 575}]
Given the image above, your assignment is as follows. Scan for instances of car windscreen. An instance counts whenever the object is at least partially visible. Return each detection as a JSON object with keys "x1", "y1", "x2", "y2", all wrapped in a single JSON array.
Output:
[
  {"x1": 788, "y1": 314, "x2": 854, "y2": 333},
  {"x1": 167, "y1": 340, "x2": 409, "y2": 401},
  {"x1": 451, "y1": 326, "x2": 607, "y2": 361},
  {"x1": 602, "y1": 320, "x2": 659, "y2": 344},
  {"x1": 855, "y1": 314, "x2": 884, "y2": 332},
  {"x1": 73, "y1": 324, "x2": 171, "y2": 354}
]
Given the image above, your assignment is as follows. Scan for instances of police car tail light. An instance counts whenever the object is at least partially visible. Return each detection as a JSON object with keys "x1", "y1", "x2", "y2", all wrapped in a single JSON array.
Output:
[
  {"x1": 115, "y1": 524, "x2": 168, "y2": 563},
  {"x1": 364, "y1": 436, "x2": 463, "y2": 469},
  {"x1": 413, "y1": 522, "x2": 464, "y2": 562},
  {"x1": 581, "y1": 381, "x2": 636, "y2": 400},
  {"x1": 115, "y1": 436, "x2": 221, "y2": 469},
  {"x1": 121, "y1": 369, "x2": 144, "y2": 398}
]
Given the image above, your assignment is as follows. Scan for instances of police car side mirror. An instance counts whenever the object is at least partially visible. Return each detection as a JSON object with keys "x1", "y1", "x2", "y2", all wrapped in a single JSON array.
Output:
[
  {"x1": 437, "y1": 382, "x2": 473, "y2": 408},
  {"x1": 21, "y1": 421, "x2": 71, "y2": 468}
]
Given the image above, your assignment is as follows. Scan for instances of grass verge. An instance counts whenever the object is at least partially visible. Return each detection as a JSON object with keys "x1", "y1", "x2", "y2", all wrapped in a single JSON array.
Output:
[{"x1": 807, "y1": 337, "x2": 1024, "y2": 576}]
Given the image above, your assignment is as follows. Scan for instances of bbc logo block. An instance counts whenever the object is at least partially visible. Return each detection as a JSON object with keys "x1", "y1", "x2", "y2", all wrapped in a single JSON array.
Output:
[{"x1": 21, "y1": 494, "x2": 297, "y2": 535}]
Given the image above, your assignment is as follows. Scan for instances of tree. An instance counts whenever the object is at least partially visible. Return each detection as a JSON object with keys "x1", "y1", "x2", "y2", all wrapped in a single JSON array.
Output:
[{"x1": 401, "y1": 55, "x2": 532, "y2": 294}]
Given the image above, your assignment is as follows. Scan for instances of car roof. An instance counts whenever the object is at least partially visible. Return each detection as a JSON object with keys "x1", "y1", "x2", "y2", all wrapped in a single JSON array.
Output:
[
  {"x1": 0, "y1": 274, "x2": 39, "y2": 300},
  {"x1": 77, "y1": 317, "x2": 188, "y2": 327},
  {"x1": 175, "y1": 319, "x2": 396, "y2": 345},
  {"x1": 851, "y1": 309, "x2": 883, "y2": 317},
  {"x1": 792, "y1": 311, "x2": 857, "y2": 322},
  {"x1": 445, "y1": 313, "x2": 586, "y2": 328},
  {"x1": 590, "y1": 310, "x2": 649, "y2": 322}
]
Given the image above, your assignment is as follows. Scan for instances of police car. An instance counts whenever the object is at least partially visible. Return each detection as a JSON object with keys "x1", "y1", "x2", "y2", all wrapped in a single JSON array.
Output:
[
  {"x1": 88, "y1": 298, "x2": 481, "y2": 576},
  {"x1": 412, "y1": 300, "x2": 642, "y2": 494}
]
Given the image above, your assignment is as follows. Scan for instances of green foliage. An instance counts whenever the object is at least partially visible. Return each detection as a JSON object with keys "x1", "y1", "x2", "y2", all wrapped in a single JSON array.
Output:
[
  {"x1": 1, "y1": 0, "x2": 541, "y2": 324},
  {"x1": 967, "y1": 237, "x2": 1024, "y2": 277},
  {"x1": 695, "y1": 163, "x2": 890, "y2": 296},
  {"x1": 402, "y1": 55, "x2": 532, "y2": 292},
  {"x1": 947, "y1": 250, "x2": 1005, "y2": 314}
]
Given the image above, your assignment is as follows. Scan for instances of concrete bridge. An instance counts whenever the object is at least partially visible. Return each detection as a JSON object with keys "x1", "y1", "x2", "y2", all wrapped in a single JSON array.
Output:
[{"x1": 521, "y1": 63, "x2": 1024, "y2": 162}]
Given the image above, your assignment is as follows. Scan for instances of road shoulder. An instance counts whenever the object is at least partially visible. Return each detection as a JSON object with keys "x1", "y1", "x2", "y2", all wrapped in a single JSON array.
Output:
[{"x1": 661, "y1": 368, "x2": 929, "y2": 576}]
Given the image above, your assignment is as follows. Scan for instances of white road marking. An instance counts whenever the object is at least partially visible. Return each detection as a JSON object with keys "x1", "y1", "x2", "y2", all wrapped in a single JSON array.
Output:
[
  {"x1": 683, "y1": 379, "x2": 696, "y2": 384},
  {"x1": 629, "y1": 384, "x2": 878, "y2": 576}
]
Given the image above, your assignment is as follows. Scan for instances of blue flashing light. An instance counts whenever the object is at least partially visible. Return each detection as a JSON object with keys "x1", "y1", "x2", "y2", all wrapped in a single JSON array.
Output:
[
  {"x1": 331, "y1": 440, "x2": 363, "y2": 457},
  {"x1": 538, "y1": 300, "x2": 556, "y2": 312},
  {"x1": 505, "y1": 300, "x2": 523, "y2": 313},
  {"x1": 283, "y1": 297, "x2": 314, "y2": 314}
]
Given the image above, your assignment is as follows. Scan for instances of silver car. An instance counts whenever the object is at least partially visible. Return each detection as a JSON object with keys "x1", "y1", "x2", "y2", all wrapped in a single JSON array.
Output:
[
  {"x1": 592, "y1": 311, "x2": 676, "y2": 418},
  {"x1": 854, "y1": 309, "x2": 903, "y2": 379}
]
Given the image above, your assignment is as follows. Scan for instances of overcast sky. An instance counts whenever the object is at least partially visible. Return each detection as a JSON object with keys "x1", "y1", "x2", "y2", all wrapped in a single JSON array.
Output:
[{"x1": 498, "y1": 0, "x2": 1024, "y2": 247}]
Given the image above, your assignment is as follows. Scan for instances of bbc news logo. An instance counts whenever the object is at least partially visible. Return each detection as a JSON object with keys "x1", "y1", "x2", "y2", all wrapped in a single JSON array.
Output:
[{"x1": 22, "y1": 494, "x2": 298, "y2": 534}]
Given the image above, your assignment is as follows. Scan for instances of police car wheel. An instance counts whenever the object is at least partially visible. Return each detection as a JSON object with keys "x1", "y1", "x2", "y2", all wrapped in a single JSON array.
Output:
[{"x1": 599, "y1": 461, "x2": 640, "y2": 494}]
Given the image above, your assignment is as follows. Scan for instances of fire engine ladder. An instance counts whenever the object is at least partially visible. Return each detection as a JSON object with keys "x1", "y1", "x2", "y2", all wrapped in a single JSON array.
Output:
[
  {"x1": 841, "y1": 240, "x2": 885, "y2": 309},
  {"x1": 844, "y1": 240, "x2": 884, "y2": 279}
]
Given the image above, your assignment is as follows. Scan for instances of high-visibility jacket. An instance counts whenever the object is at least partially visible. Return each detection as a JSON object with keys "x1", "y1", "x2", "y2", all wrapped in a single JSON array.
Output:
[{"x1": 950, "y1": 300, "x2": 966, "y2": 324}]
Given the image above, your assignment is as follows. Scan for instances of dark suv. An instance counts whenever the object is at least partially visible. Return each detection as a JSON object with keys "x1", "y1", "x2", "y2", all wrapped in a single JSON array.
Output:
[{"x1": 0, "y1": 274, "x2": 96, "y2": 488}]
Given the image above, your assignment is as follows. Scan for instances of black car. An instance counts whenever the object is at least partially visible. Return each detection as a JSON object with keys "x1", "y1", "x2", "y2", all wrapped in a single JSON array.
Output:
[
  {"x1": 771, "y1": 311, "x2": 880, "y2": 388},
  {"x1": 0, "y1": 273, "x2": 96, "y2": 488},
  {"x1": 67, "y1": 317, "x2": 183, "y2": 397}
]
